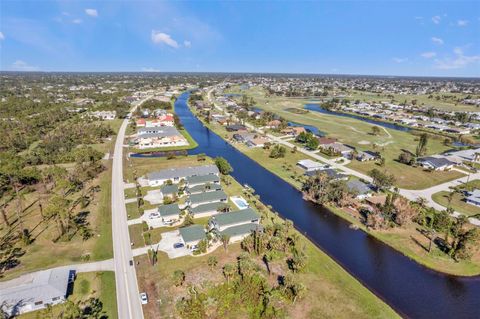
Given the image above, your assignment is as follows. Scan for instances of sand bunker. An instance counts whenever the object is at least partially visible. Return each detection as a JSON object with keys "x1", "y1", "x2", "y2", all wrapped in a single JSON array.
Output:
[{"x1": 358, "y1": 140, "x2": 370, "y2": 145}]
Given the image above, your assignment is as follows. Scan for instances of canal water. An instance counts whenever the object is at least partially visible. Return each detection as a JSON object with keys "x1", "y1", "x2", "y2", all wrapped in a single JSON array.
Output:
[
  {"x1": 174, "y1": 92, "x2": 480, "y2": 319},
  {"x1": 304, "y1": 103, "x2": 412, "y2": 132}
]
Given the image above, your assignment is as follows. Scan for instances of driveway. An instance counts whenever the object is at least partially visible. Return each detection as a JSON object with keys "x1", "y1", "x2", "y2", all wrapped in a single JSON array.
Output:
[
  {"x1": 144, "y1": 189, "x2": 163, "y2": 205},
  {"x1": 156, "y1": 230, "x2": 190, "y2": 258}
]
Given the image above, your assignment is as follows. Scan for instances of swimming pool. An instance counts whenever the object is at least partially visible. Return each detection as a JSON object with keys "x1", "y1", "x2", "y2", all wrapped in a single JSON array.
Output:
[{"x1": 230, "y1": 196, "x2": 249, "y2": 210}]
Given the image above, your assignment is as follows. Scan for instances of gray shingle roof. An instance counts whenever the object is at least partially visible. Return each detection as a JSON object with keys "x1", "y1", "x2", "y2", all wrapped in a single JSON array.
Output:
[
  {"x1": 161, "y1": 184, "x2": 178, "y2": 195},
  {"x1": 179, "y1": 224, "x2": 206, "y2": 243},
  {"x1": 190, "y1": 202, "x2": 228, "y2": 215},
  {"x1": 186, "y1": 174, "x2": 220, "y2": 185},
  {"x1": 418, "y1": 156, "x2": 455, "y2": 168},
  {"x1": 158, "y1": 203, "x2": 180, "y2": 217},
  {"x1": 188, "y1": 190, "x2": 227, "y2": 205},
  {"x1": 220, "y1": 223, "x2": 263, "y2": 238},
  {"x1": 147, "y1": 164, "x2": 219, "y2": 182},
  {"x1": 187, "y1": 183, "x2": 222, "y2": 194},
  {"x1": 347, "y1": 180, "x2": 371, "y2": 195},
  {"x1": 211, "y1": 208, "x2": 260, "y2": 228},
  {"x1": 137, "y1": 126, "x2": 181, "y2": 138}
]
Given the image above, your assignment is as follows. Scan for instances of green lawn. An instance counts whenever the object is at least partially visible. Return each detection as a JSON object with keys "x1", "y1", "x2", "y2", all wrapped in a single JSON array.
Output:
[
  {"x1": 126, "y1": 202, "x2": 142, "y2": 220},
  {"x1": 19, "y1": 271, "x2": 117, "y2": 319}
]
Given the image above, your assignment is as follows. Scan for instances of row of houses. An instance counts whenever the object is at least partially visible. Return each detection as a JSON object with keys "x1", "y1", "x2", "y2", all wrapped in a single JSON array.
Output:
[
  {"x1": 146, "y1": 164, "x2": 262, "y2": 251},
  {"x1": 131, "y1": 126, "x2": 188, "y2": 149},
  {"x1": 416, "y1": 147, "x2": 480, "y2": 171},
  {"x1": 136, "y1": 112, "x2": 175, "y2": 127}
]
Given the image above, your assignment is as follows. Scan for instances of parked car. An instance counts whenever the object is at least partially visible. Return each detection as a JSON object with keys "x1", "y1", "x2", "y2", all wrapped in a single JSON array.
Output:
[
  {"x1": 149, "y1": 212, "x2": 160, "y2": 219},
  {"x1": 140, "y1": 292, "x2": 148, "y2": 305},
  {"x1": 129, "y1": 260, "x2": 133, "y2": 266},
  {"x1": 173, "y1": 243, "x2": 184, "y2": 249}
]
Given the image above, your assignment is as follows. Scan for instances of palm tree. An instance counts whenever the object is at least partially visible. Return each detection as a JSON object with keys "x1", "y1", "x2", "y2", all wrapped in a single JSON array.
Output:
[{"x1": 223, "y1": 263, "x2": 236, "y2": 284}]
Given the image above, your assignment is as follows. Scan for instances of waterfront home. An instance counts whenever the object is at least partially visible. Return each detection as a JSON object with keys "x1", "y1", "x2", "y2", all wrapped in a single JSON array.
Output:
[
  {"x1": 266, "y1": 119, "x2": 282, "y2": 129},
  {"x1": 144, "y1": 114, "x2": 175, "y2": 127},
  {"x1": 356, "y1": 150, "x2": 379, "y2": 162},
  {"x1": 186, "y1": 183, "x2": 223, "y2": 195},
  {"x1": 136, "y1": 118, "x2": 146, "y2": 127},
  {"x1": 185, "y1": 174, "x2": 221, "y2": 187},
  {"x1": 232, "y1": 132, "x2": 256, "y2": 143},
  {"x1": 158, "y1": 203, "x2": 181, "y2": 224},
  {"x1": 417, "y1": 156, "x2": 455, "y2": 171},
  {"x1": 208, "y1": 208, "x2": 260, "y2": 232},
  {"x1": 190, "y1": 202, "x2": 229, "y2": 218},
  {"x1": 179, "y1": 224, "x2": 207, "y2": 251},
  {"x1": 316, "y1": 137, "x2": 337, "y2": 146},
  {"x1": 0, "y1": 268, "x2": 73, "y2": 316},
  {"x1": 226, "y1": 124, "x2": 248, "y2": 132},
  {"x1": 187, "y1": 190, "x2": 228, "y2": 208},
  {"x1": 147, "y1": 164, "x2": 219, "y2": 187},
  {"x1": 220, "y1": 223, "x2": 264, "y2": 243},
  {"x1": 297, "y1": 159, "x2": 326, "y2": 171},
  {"x1": 246, "y1": 136, "x2": 270, "y2": 148},
  {"x1": 304, "y1": 168, "x2": 349, "y2": 181},
  {"x1": 347, "y1": 180, "x2": 373, "y2": 199},
  {"x1": 465, "y1": 189, "x2": 480, "y2": 207}
]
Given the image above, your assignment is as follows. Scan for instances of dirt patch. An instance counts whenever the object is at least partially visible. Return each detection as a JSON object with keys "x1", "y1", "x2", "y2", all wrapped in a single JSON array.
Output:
[{"x1": 357, "y1": 140, "x2": 370, "y2": 145}]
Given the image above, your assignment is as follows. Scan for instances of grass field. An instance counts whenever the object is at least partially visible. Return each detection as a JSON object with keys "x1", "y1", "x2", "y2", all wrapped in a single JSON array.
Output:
[
  {"x1": 133, "y1": 174, "x2": 399, "y2": 319},
  {"x1": 19, "y1": 271, "x2": 117, "y2": 319},
  {"x1": 225, "y1": 85, "x2": 465, "y2": 189}
]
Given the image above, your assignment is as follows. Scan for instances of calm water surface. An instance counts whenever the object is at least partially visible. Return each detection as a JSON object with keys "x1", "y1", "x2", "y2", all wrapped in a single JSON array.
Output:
[{"x1": 173, "y1": 92, "x2": 480, "y2": 319}]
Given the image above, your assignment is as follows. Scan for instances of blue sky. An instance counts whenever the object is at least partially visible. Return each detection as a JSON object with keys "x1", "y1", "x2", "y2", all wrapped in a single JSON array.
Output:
[{"x1": 1, "y1": 1, "x2": 479, "y2": 77}]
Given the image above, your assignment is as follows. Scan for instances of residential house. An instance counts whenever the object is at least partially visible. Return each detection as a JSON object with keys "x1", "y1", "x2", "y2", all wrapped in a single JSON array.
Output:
[
  {"x1": 445, "y1": 148, "x2": 480, "y2": 163},
  {"x1": 158, "y1": 203, "x2": 181, "y2": 224},
  {"x1": 160, "y1": 184, "x2": 178, "y2": 199},
  {"x1": 220, "y1": 223, "x2": 264, "y2": 243},
  {"x1": 346, "y1": 180, "x2": 373, "y2": 199},
  {"x1": 88, "y1": 110, "x2": 116, "y2": 120},
  {"x1": 304, "y1": 168, "x2": 348, "y2": 181},
  {"x1": 208, "y1": 208, "x2": 261, "y2": 234},
  {"x1": 0, "y1": 268, "x2": 73, "y2": 316},
  {"x1": 179, "y1": 225, "x2": 206, "y2": 251},
  {"x1": 417, "y1": 156, "x2": 455, "y2": 171},
  {"x1": 226, "y1": 124, "x2": 248, "y2": 132},
  {"x1": 356, "y1": 150, "x2": 379, "y2": 162},
  {"x1": 281, "y1": 126, "x2": 306, "y2": 136},
  {"x1": 266, "y1": 120, "x2": 282, "y2": 129},
  {"x1": 147, "y1": 164, "x2": 219, "y2": 187},
  {"x1": 190, "y1": 202, "x2": 228, "y2": 218},
  {"x1": 187, "y1": 190, "x2": 228, "y2": 208},
  {"x1": 320, "y1": 142, "x2": 355, "y2": 158},
  {"x1": 185, "y1": 174, "x2": 221, "y2": 187},
  {"x1": 186, "y1": 183, "x2": 222, "y2": 195},
  {"x1": 233, "y1": 132, "x2": 256, "y2": 143},
  {"x1": 134, "y1": 126, "x2": 187, "y2": 149},
  {"x1": 465, "y1": 189, "x2": 480, "y2": 207},
  {"x1": 246, "y1": 136, "x2": 270, "y2": 148},
  {"x1": 297, "y1": 159, "x2": 326, "y2": 171}
]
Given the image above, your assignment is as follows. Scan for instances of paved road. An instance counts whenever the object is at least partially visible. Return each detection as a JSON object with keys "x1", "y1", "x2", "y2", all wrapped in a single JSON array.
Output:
[
  {"x1": 207, "y1": 87, "x2": 480, "y2": 226},
  {"x1": 111, "y1": 98, "x2": 151, "y2": 319}
]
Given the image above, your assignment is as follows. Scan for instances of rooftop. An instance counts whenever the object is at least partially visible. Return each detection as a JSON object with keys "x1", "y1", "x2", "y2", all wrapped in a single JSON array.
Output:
[
  {"x1": 211, "y1": 208, "x2": 260, "y2": 227},
  {"x1": 158, "y1": 203, "x2": 181, "y2": 217},
  {"x1": 189, "y1": 190, "x2": 227, "y2": 205},
  {"x1": 148, "y1": 164, "x2": 219, "y2": 181},
  {"x1": 220, "y1": 223, "x2": 263, "y2": 237},
  {"x1": 179, "y1": 224, "x2": 206, "y2": 243}
]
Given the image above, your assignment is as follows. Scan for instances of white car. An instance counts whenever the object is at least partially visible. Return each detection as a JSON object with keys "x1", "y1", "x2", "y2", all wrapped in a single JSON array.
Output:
[{"x1": 140, "y1": 292, "x2": 148, "y2": 305}]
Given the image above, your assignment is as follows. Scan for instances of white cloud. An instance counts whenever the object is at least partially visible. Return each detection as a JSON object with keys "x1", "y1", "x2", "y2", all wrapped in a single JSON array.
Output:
[
  {"x1": 434, "y1": 47, "x2": 480, "y2": 70},
  {"x1": 432, "y1": 15, "x2": 441, "y2": 24},
  {"x1": 151, "y1": 31, "x2": 179, "y2": 48},
  {"x1": 72, "y1": 19, "x2": 83, "y2": 24},
  {"x1": 183, "y1": 40, "x2": 191, "y2": 48},
  {"x1": 85, "y1": 9, "x2": 98, "y2": 17},
  {"x1": 141, "y1": 67, "x2": 160, "y2": 72},
  {"x1": 421, "y1": 52, "x2": 437, "y2": 58},
  {"x1": 11, "y1": 60, "x2": 40, "y2": 71},
  {"x1": 431, "y1": 37, "x2": 444, "y2": 45},
  {"x1": 392, "y1": 57, "x2": 408, "y2": 63},
  {"x1": 0, "y1": 32, "x2": 4, "y2": 40},
  {"x1": 457, "y1": 20, "x2": 468, "y2": 27}
]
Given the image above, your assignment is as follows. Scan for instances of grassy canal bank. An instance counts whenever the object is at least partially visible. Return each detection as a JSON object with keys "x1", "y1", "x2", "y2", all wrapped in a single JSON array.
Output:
[{"x1": 189, "y1": 104, "x2": 480, "y2": 277}]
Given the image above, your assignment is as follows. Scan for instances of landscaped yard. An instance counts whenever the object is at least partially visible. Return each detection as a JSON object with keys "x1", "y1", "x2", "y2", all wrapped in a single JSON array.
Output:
[
  {"x1": 432, "y1": 180, "x2": 480, "y2": 217},
  {"x1": 18, "y1": 271, "x2": 117, "y2": 319}
]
